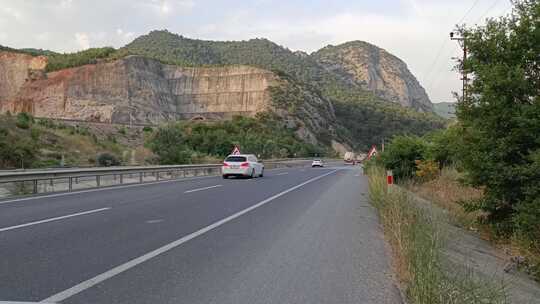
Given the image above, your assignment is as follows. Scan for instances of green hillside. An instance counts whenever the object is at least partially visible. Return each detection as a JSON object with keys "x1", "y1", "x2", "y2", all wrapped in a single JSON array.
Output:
[
  {"x1": 433, "y1": 102, "x2": 456, "y2": 119},
  {"x1": 2, "y1": 31, "x2": 446, "y2": 151},
  {"x1": 122, "y1": 30, "x2": 446, "y2": 150}
]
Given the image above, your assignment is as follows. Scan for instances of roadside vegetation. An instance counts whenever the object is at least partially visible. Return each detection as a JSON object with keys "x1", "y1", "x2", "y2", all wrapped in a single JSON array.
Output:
[
  {"x1": 367, "y1": 166, "x2": 506, "y2": 303},
  {"x1": 367, "y1": 0, "x2": 539, "y2": 283},
  {"x1": 147, "y1": 114, "x2": 328, "y2": 165},
  {"x1": 0, "y1": 113, "x2": 141, "y2": 169}
]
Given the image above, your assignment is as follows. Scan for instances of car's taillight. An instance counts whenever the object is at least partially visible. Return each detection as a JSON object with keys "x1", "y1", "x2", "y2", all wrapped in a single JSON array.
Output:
[
  {"x1": 240, "y1": 162, "x2": 249, "y2": 167},
  {"x1": 223, "y1": 162, "x2": 229, "y2": 167}
]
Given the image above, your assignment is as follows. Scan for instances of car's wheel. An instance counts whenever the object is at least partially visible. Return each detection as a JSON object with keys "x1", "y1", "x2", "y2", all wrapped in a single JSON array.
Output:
[
  {"x1": 222, "y1": 175, "x2": 228, "y2": 179},
  {"x1": 250, "y1": 168, "x2": 255, "y2": 178},
  {"x1": 259, "y1": 168, "x2": 264, "y2": 177}
]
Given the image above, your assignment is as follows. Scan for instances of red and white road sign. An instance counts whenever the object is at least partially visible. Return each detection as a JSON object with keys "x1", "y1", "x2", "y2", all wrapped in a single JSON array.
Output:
[
  {"x1": 231, "y1": 145, "x2": 241, "y2": 155},
  {"x1": 367, "y1": 145, "x2": 378, "y2": 159}
]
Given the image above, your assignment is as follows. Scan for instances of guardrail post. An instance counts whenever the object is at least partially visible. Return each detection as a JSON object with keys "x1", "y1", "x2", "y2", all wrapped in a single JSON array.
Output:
[
  {"x1": 120, "y1": 174, "x2": 123, "y2": 184},
  {"x1": 96, "y1": 175, "x2": 101, "y2": 187},
  {"x1": 69, "y1": 177, "x2": 73, "y2": 191},
  {"x1": 139, "y1": 172, "x2": 143, "y2": 183},
  {"x1": 156, "y1": 171, "x2": 160, "y2": 181},
  {"x1": 33, "y1": 180, "x2": 38, "y2": 194}
]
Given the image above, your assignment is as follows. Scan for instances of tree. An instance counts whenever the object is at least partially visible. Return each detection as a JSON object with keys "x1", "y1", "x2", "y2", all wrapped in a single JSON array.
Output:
[
  {"x1": 456, "y1": 0, "x2": 540, "y2": 241},
  {"x1": 147, "y1": 123, "x2": 193, "y2": 164},
  {"x1": 379, "y1": 135, "x2": 427, "y2": 180}
]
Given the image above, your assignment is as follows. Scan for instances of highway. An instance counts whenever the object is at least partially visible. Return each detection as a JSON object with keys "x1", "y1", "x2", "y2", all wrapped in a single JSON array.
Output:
[{"x1": 0, "y1": 164, "x2": 402, "y2": 304}]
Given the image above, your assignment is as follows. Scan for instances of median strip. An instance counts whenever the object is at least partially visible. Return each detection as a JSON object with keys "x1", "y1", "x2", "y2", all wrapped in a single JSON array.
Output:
[
  {"x1": 0, "y1": 207, "x2": 111, "y2": 233},
  {"x1": 40, "y1": 169, "x2": 339, "y2": 303},
  {"x1": 184, "y1": 185, "x2": 222, "y2": 193}
]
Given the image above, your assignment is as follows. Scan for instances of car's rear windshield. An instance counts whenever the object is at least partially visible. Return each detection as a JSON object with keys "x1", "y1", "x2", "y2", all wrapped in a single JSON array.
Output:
[{"x1": 225, "y1": 156, "x2": 247, "y2": 162}]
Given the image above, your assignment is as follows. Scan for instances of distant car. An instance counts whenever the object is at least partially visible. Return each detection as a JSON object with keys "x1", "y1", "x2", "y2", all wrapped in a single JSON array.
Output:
[
  {"x1": 311, "y1": 159, "x2": 324, "y2": 167},
  {"x1": 222, "y1": 154, "x2": 264, "y2": 179}
]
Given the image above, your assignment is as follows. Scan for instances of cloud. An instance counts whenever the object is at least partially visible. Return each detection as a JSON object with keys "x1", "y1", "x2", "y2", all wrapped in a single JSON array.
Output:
[
  {"x1": 36, "y1": 32, "x2": 51, "y2": 42},
  {"x1": 0, "y1": 0, "x2": 513, "y2": 102},
  {"x1": 139, "y1": 0, "x2": 195, "y2": 15},
  {"x1": 75, "y1": 32, "x2": 90, "y2": 49},
  {"x1": 60, "y1": 0, "x2": 73, "y2": 8},
  {"x1": 116, "y1": 28, "x2": 136, "y2": 43},
  {"x1": 1, "y1": 6, "x2": 23, "y2": 21}
]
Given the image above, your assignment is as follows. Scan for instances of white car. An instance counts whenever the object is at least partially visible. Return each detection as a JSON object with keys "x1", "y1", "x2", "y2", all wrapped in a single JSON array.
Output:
[
  {"x1": 222, "y1": 154, "x2": 264, "y2": 179},
  {"x1": 311, "y1": 159, "x2": 324, "y2": 167}
]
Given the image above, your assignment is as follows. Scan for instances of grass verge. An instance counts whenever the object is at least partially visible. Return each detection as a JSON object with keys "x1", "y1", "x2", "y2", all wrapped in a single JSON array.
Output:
[
  {"x1": 366, "y1": 165, "x2": 507, "y2": 304},
  {"x1": 406, "y1": 167, "x2": 540, "y2": 282}
]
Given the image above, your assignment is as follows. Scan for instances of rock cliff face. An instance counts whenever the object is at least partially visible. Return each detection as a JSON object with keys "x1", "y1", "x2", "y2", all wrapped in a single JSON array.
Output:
[
  {"x1": 0, "y1": 54, "x2": 276, "y2": 124},
  {"x1": 0, "y1": 52, "x2": 47, "y2": 104},
  {"x1": 312, "y1": 41, "x2": 433, "y2": 112},
  {"x1": 0, "y1": 51, "x2": 339, "y2": 146}
]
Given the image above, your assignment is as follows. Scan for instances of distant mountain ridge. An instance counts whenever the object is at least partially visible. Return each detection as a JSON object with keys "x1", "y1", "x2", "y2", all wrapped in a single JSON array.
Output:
[
  {"x1": 122, "y1": 31, "x2": 433, "y2": 110},
  {"x1": 0, "y1": 30, "x2": 444, "y2": 151},
  {"x1": 312, "y1": 41, "x2": 433, "y2": 112},
  {"x1": 433, "y1": 102, "x2": 456, "y2": 119}
]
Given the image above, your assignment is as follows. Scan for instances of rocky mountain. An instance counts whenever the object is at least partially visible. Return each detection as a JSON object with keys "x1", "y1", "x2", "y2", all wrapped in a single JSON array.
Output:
[
  {"x1": 0, "y1": 51, "x2": 337, "y2": 146},
  {"x1": 312, "y1": 41, "x2": 433, "y2": 112},
  {"x1": 0, "y1": 31, "x2": 444, "y2": 151}
]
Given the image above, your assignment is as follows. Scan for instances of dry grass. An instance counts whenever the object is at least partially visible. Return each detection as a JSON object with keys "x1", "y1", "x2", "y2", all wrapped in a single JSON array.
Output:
[
  {"x1": 367, "y1": 165, "x2": 507, "y2": 303},
  {"x1": 406, "y1": 167, "x2": 540, "y2": 282},
  {"x1": 406, "y1": 168, "x2": 486, "y2": 231}
]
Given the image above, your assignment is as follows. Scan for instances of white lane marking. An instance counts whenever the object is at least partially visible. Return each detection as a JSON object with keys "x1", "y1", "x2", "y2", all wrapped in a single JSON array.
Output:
[
  {"x1": 0, "y1": 166, "x2": 314, "y2": 206},
  {"x1": 40, "y1": 169, "x2": 339, "y2": 303},
  {"x1": 0, "y1": 175, "x2": 218, "y2": 206},
  {"x1": 0, "y1": 208, "x2": 110, "y2": 233},
  {"x1": 275, "y1": 172, "x2": 289, "y2": 176},
  {"x1": 145, "y1": 219, "x2": 164, "y2": 224},
  {"x1": 184, "y1": 185, "x2": 222, "y2": 193}
]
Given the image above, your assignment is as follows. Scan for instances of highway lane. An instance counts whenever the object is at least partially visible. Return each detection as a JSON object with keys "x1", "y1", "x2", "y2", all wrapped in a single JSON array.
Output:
[{"x1": 0, "y1": 164, "x2": 401, "y2": 303}]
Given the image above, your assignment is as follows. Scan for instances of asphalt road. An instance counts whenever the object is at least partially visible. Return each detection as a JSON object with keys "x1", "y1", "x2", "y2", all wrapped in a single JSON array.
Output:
[{"x1": 0, "y1": 164, "x2": 402, "y2": 304}]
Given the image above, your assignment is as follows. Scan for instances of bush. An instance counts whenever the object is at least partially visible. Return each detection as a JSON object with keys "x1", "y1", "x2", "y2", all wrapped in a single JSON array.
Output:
[
  {"x1": 15, "y1": 112, "x2": 33, "y2": 129},
  {"x1": 147, "y1": 116, "x2": 325, "y2": 164},
  {"x1": 97, "y1": 153, "x2": 120, "y2": 167},
  {"x1": 142, "y1": 126, "x2": 153, "y2": 132},
  {"x1": 30, "y1": 127, "x2": 40, "y2": 140},
  {"x1": 379, "y1": 135, "x2": 427, "y2": 181},
  {"x1": 414, "y1": 160, "x2": 440, "y2": 182},
  {"x1": 147, "y1": 123, "x2": 194, "y2": 164}
]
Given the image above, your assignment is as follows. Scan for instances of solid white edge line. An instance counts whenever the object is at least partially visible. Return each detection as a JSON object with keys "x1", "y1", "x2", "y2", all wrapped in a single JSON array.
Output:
[
  {"x1": 184, "y1": 185, "x2": 222, "y2": 193},
  {"x1": 40, "y1": 169, "x2": 339, "y2": 303},
  {"x1": 0, "y1": 208, "x2": 111, "y2": 233}
]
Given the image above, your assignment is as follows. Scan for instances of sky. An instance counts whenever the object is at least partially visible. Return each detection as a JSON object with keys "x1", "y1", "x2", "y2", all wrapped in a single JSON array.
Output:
[{"x1": 0, "y1": 0, "x2": 513, "y2": 103}]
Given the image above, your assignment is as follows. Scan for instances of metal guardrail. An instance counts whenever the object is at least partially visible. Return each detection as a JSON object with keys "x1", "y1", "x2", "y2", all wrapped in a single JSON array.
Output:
[{"x1": 0, "y1": 159, "x2": 315, "y2": 199}]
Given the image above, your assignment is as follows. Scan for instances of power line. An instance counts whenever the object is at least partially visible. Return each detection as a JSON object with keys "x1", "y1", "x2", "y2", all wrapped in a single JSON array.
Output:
[
  {"x1": 474, "y1": 0, "x2": 503, "y2": 24},
  {"x1": 458, "y1": 0, "x2": 482, "y2": 24},
  {"x1": 423, "y1": 0, "x2": 482, "y2": 84}
]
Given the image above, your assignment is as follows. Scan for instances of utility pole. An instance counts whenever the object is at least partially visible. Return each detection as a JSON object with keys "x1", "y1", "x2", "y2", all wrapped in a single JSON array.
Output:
[{"x1": 450, "y1": 31, "x2": 468, "y2": 103}]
